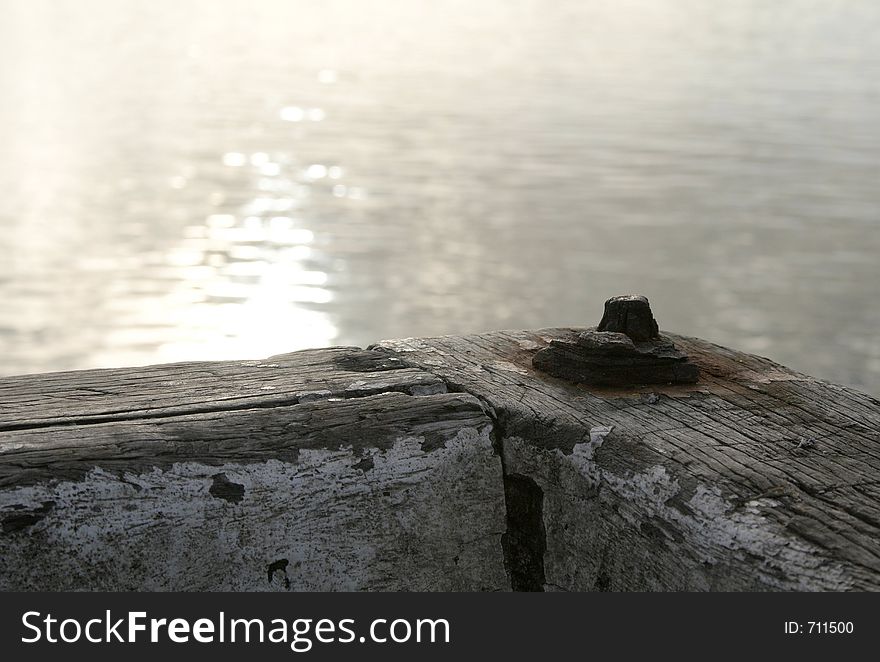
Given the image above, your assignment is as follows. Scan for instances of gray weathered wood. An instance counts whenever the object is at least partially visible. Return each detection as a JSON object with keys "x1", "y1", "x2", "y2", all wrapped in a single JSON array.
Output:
[
  {"x1": 376, "y1": 328, "x2": 880, "y2": 591},
  {"x1": 0, "y1": 347, "x2": 444, "y2": 431},
  {"x1": 0, "y1": 348, "x2": 506, "y2": 591},
  {"x1": 1, "y1": 328, "x2": 879, "y2": 591}
]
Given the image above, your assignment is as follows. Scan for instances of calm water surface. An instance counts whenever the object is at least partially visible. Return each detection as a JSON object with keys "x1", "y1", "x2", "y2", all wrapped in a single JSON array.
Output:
[{"x1": 1, "y1": 0, "x2": 879, "y2": 393}]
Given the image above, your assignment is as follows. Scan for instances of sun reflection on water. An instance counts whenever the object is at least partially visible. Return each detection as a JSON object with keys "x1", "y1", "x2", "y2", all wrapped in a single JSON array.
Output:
[
  {"x1": 140, "y1": 145, "x2": 343, "y2": 362},
  {"x1": 85, "y1": 125, "x2": 359, "y2": 368},
  {"x1": 1, "y1": 0, "x2": 879, "y2": 393}
]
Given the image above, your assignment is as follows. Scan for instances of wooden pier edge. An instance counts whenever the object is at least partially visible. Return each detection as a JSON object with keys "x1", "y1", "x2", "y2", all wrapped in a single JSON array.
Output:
[{"x1": 0, "y1": 327, "x2": 878, "y2": 591}]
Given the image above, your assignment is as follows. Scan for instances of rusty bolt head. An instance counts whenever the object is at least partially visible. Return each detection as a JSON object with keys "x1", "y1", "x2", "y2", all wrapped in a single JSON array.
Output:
[{"x1": 596, "y1": 295, "x2": 660, "y2": 342}]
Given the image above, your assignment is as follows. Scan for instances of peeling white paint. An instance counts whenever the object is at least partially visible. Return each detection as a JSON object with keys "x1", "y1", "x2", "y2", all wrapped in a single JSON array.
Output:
[
  {"x1": 0, "y1": 427, "x2": 507, "y2": 592},
  {"x1": 502, "y1": 434, "x2": 853, "y2": 591},
  {"x1": 588, "y1": 426, "x2": 614, "y2": 447}
]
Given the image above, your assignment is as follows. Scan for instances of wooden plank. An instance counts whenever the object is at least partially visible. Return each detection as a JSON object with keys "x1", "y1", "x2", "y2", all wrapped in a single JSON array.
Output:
[
  {"x1": 2, "y1": 325, "x2": 879, "y2": 592},
  {"x1": 0, "y1": 347, "x2": 446, "y2": 431},
  {"x1": 0, "y1": 349, "x2": 507, "y2": 591},
  {"x1": 376, "y1": 328, "x2": 880, "y2": 591}
]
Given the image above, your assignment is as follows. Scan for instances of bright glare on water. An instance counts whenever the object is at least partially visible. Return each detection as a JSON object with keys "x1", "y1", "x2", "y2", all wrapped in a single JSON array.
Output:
[{"x1": 0, "y1": 0, "x2": 878, "y2": 394}]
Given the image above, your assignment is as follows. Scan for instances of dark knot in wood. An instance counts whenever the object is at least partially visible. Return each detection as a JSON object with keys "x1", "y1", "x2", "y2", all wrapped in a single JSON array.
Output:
[{"x1": 532, "y1": 295, "x2": 699, "y2": 387}]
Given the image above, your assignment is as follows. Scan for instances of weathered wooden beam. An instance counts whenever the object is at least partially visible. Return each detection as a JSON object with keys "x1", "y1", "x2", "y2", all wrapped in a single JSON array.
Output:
[
  {"x1": 0, "y1": 348, "x2": 506, "y2": 591},
  {"x1": 1, "y1": 309, "x2": 879, "y2": 591},
  {"x1": 377, "y1": 329, "x2": 880, "y2": 591}
]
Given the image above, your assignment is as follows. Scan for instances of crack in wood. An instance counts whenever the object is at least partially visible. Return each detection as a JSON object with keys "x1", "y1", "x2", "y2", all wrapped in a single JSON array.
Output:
[{"x1": 1, "y1": 330, "x2": 878, "y2": 591}]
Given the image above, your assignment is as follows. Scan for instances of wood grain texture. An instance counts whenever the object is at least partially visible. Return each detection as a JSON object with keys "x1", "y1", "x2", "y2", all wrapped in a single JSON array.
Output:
[
  {"x1": 0, "y1": 347, "x2": 445, "y2": 431},
  {"x1": 0, "y1": 348, "x2": 506, "y2": 591},
  {"x1": 1, "y1": 329, "x2": 878, "y2": 591},
  {"x1": 376, "y1": 328, "x2": 880, "y2": 591}
]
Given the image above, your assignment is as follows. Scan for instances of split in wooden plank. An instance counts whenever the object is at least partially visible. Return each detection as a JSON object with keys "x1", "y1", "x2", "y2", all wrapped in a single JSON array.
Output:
[
  {"x1": 1, "y1": 307, "x2": 879, "y2": 591},
  {"x1": 0, "y1": 348, "x2": 506, "y2": 591},
  {"x1": 376, "y1": 327, "x2": 880, "y2": 591}
]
